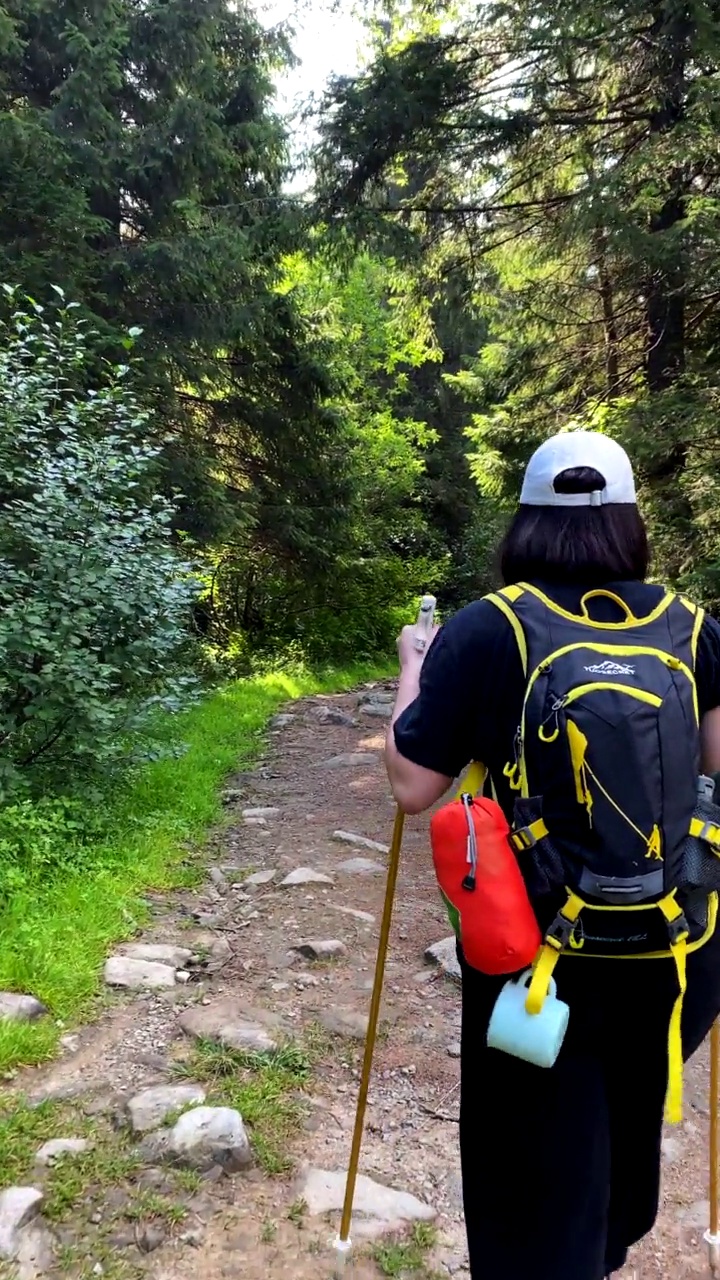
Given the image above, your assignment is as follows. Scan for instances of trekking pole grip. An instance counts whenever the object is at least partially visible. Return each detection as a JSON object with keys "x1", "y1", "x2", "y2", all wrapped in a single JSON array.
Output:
[{"x1": 414, "y1": 594, "x2": 437, "y2": 653}]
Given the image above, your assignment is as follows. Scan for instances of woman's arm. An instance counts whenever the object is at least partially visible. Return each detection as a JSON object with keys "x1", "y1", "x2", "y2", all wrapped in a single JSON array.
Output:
[
  {"x1": 701, "y1": 707, "x2": 720, "y2": 773},
  {"x1": 385, "y1": 629, "x2": 453, "y2": 814}
]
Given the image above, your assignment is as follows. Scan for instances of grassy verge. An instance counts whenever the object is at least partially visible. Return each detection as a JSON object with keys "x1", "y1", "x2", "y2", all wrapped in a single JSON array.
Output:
[{"x1": 0, "y1": 660, "x2": 392, "y2": 1076}]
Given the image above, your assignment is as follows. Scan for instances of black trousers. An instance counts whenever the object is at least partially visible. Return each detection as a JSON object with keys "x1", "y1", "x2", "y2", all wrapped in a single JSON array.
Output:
[{"x1": 459, "y1": 928, "x2": 720, "y2": 1280}]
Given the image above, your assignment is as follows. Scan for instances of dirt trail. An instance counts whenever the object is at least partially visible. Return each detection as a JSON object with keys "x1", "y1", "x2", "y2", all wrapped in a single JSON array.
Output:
[{"x1": 3, "y1": 682, "x2": 718, "y2": 1280}]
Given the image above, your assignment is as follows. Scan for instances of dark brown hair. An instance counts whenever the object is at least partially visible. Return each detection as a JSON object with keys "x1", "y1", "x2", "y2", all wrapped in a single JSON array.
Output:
[{"x1": 499, "y1": 467, "x2": 650, "y2": 587}]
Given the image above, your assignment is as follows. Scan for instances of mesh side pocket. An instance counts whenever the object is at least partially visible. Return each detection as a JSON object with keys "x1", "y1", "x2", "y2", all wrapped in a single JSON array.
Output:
[
  {"x1": 512, "y1": 796, "x2": 567, "y2": 899},
  {"x1": 679, "y1": 796, "x2": 720, "y2": 892}
]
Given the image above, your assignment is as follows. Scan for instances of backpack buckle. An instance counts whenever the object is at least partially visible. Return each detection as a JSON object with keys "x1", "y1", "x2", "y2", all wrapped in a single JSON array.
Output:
[
  {"x1": 545, "y1": 911, "x2": 579, "y2": 950},
  {"x1": 666, "y1": 912, "x2": 689, "y2": 946},
  {"x1": 511, "y1": 818, "x2": 549, "y2": 851},
  {"x1": 694, "y1": 820, "x2": 720, "y2": 849}
]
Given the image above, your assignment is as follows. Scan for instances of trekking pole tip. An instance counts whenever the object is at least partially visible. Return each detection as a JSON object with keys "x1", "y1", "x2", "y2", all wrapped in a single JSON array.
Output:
[
  {"x1": 331, "y1": 1233, "x2": 352, "y2": 1277},
  {"x1": 704, "y1": 1227, "x2": 720, "y2": 1274}
]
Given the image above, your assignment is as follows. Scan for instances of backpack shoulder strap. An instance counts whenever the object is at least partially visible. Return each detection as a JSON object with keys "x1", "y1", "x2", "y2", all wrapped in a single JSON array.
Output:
[
  {"x1": 675, "y1": 594, "x2": 705, "y2": 670},
  {"x1": 484, "y1": 585, "x2": 528, "y2": 676}
]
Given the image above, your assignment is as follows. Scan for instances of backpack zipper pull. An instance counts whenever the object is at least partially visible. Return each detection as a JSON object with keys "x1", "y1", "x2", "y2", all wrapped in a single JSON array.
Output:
[
  {"x1": 539, "y1": 696, "x2": 565, "y2": 742},
  {"x1": 646, "y1": 824, "x2": 663, "y2": 860},
  {"x1": 567, "y1": 719, "x2": 593, "y2": 823},
  {"x1": 503, "y1": 728, "x2": 523, "y2": 791},
  {"x1": 461, "y1": 793, "x2": 477, "y2": 889}
]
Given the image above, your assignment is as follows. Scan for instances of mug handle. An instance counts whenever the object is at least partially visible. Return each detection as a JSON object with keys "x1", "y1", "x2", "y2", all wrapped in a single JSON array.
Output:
[{"x1": 516, "y1": 968, "x2": 557, "y2": 999}]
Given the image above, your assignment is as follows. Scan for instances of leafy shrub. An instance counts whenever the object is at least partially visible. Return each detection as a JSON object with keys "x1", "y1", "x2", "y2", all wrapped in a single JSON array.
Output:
[
  {"x1": 0, "y1": 796, "x2": 103, "y2": 899},
  {"x1": 0, "y1": 290, "x2": 198, "y2": 796}
]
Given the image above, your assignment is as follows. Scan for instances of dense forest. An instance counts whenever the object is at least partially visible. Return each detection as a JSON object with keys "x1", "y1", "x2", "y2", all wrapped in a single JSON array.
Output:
[{"x1": 0, "y1": 0, "x2": 719, "y2": 800}]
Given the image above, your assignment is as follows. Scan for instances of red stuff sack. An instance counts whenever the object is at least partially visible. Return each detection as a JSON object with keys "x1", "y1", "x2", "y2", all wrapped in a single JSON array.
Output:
[{"x1": 430, "y1": 793, "x2": 542, "y2": 976}]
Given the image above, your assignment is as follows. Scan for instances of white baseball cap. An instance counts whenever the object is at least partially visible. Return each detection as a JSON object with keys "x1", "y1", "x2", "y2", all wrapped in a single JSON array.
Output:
[{"x1": 520, "y1": 430, "x2": 637, "y2": 507}]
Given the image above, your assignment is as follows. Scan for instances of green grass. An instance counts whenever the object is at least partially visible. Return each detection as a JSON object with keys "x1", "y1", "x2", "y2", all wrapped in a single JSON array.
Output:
[
  {"x1": 0, "y1": 660, "x2": 392, "y2": 1075},
  {"x1": 373, "y1": 1224, "x2": 439, "y2": 1277}
]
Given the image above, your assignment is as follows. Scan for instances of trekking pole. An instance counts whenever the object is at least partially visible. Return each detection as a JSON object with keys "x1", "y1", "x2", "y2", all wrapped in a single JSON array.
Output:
[
  {"x1": 332, "y1": 595, "x2": 437, "y2": 1278},
  {"x1": 707, "y1": 1019, "x2": 720, "y2": 1275}
]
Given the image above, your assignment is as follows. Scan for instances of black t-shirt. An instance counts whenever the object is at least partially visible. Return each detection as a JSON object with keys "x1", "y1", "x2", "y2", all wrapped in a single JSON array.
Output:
[{"x1": 395, "y1": 580, "x2": 720, "y2": 821}]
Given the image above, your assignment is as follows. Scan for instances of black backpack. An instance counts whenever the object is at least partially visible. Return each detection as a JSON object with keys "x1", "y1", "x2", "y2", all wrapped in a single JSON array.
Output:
[{"x1": 482, "y1": 581, "x2": 720, "y2": 1121}]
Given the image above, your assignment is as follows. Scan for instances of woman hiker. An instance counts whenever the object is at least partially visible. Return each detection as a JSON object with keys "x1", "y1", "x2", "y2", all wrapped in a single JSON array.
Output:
[{"x1": 385, "y1": 430, "x2": 720, "y2": 1280}]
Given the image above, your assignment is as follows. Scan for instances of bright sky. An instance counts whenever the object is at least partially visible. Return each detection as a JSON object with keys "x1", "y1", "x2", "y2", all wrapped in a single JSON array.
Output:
[{"x1": 259, "y1": 0, "x2": 366, "y2": 181}]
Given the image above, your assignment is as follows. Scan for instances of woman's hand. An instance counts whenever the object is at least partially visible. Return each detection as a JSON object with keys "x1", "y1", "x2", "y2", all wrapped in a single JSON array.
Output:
[{"x1": 396, "y1": 622, "x2": 440, "y2": 671}]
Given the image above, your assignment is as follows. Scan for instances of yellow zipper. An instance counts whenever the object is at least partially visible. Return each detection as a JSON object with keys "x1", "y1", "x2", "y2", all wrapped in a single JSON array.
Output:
[
  {"x1": 524, "y1": 643, "x2": 696, "y2": 714},
  {"x1": 563, "y1": 682, "x2": 663, "y2": 709}
]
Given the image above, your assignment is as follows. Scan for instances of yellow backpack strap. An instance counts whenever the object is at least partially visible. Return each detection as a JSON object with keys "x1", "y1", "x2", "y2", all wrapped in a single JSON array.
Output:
[
  {"x1": 657, "y1": 894, "x2": 689, "y2": 1124},
  {"x1": 690, "y1": 817, "x2": 720, "y2": 850},
  {"x1": 484, "y1": 587, "x2": 528, "y2": 676},
  {"x1": 511, "y1": 818, "x2": 549, "y2": 851},
  {"x1": 525, "y1": 891, "x2": 585, "y2": 1015},
  {"x1": 454, "y1": 761, "x2": 487, "y2": 800},
  {"x1": 674, "y1": 594, "x2": 706, "y2": 681},
  {"x1": 691, "y1": 602, "x2": 705, "y2": 667}
]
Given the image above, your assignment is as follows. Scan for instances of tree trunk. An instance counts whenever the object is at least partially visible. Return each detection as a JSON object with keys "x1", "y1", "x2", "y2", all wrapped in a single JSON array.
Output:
[
  {"x1": 644, "y1": 2, "x2": 689, "y2": 394},
  {"x1": 593, "y1": 228, "x2": 620, "y2": 398}
]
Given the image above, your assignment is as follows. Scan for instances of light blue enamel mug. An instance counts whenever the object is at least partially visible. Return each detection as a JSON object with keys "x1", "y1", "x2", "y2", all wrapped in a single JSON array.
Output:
[{"x1": 486, "y1": 969, "x2": 570, "y2": 1068}]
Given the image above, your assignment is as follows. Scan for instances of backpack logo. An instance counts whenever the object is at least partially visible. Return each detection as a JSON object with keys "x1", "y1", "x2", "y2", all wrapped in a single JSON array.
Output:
[{"x1": 583, "y1": 659, "x2": 636, "y2": 676}]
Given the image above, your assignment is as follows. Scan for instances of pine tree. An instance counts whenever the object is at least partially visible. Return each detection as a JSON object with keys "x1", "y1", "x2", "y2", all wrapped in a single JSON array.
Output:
[
  {"x1": 0, "y1": 0, "x2": 352, "y2": 572},
  {"x1": 315, "y1": 0, "x2": 720, "y2": 600}
]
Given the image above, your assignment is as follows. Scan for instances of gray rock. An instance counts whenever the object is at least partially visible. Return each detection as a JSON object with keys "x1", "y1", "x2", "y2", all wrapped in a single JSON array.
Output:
[
  {"x1": 10, "y1": 1224, "x2": 55, "y2": 1279},
  {"x1": 179, "y1": 997, "x2": 279, "y2": 1053},
  {"x1": 329, "y1": 904, "x2": 376, "y2": 925},
  {"x1": 360, "y1": 703, "x2": 393, "y2": 718},
  {"x1": 59, "y1": 1034, "x2": 80, "y2": 1054},
  {"x1": 0, "y1": 993, "x2": 47, "y2": 1023},
  {"x1": 321, "y1": 753, "x2": 377, "y2": 769},
  {"x1": 0, "y1": 1188, "x2": 44, "y2": 1257},
  {"x1": 137, "y1": 1224, "x2": 167, "y2": 1254},
  {"x1": 209, "y1": 867, "x2": 229, "y2": 892},
  {"x1": 333, "y1": 831, "x2": 390, "y2": 854},
  {"x1": 446, "y1": 1041, "x2": 462, "y2": 1059},
  {"x1": 35, "y1": 1139, "x2": 90, "y2": 1167},
  {"x1": 357, "y1": 691, "x2": 395, "y2": 707},
  {"x1": 187, "y1": 933, "x2": 232, "y2": 970},
  {"x1": 293, "y1": 940, "x2": 347, "y2": 961},
  {"x1": 121, "y1": 944, "x2": 194, "y2": 968},
  {"x1": 242, "y1": 807, "x2": 280, "y2": 819},
  {"x1": 270, "y1": 714, "x2": 295, "y2": 729},
  {"x1": 440, "y1": 1252, "x2": 469, "y2": 1275},
  {"x1": 279, "y1": 867, "x2": 334, "y2": 887},
  {"x1": 424, "y1": 937, "x2": 462, "y2": 984},
  {"x1": 104, "y1": 956, "x2": 176, "y2": 990},
  {"x1": 221, "y1": 788, "x2": 244, "y2": 805},
  {"x1": 337, "y1": 857, "x2": 385, "y2": 876},
  {"x1": 298, "y1": 1167, "x2": 435, "y2": 1231},
  {"x1": 661, "y1": 1135, "x2": 682, "y2": 1164},
  {"x1": 244, "y1": 870, "x2": 277, "y2": 887},
  {"x1": 141, "y1": 1107, "x2": 251, "y2": 1172},
  {"x1": 178, "y1": 1228, "x2": 204, "y2": 1247},
  {"x1": 320, "y1": 1008, "x2": 369, "y2": 1040},
  {"x1": 126, "y1": 1084, "x2": 206, "y2": 1134},
  {"x1": 191, "y1": 911, "x2": 229, "y2": 930},
  {"x1": 315, "y1": 707, "x2": 357, "y2": 728}
]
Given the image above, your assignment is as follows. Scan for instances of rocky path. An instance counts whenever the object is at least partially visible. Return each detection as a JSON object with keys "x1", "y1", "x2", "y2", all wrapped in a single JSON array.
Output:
[{"x1": 0, "y1": 682, "x2": 717, "y2": 1280}]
